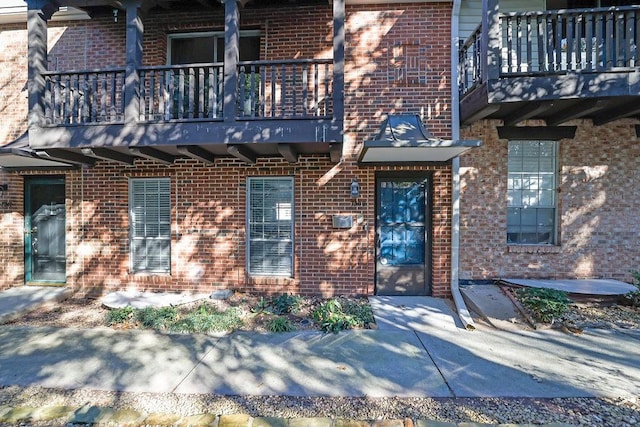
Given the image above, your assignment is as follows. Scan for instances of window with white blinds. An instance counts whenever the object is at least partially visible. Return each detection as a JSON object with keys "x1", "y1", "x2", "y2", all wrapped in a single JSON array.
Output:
[
  {"x1": 129, "y1": 178, "x2": 171, "y2": 273},
  {"x1": 247, "y1": 177, "x2": 294, "y2": 276},
  {"x1": 507, "y1": 141, "x2": 557, "y2": 245}
]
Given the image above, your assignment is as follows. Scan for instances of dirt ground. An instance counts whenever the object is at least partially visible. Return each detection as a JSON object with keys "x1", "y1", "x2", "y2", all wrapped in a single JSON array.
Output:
[{"x1": 2, "y1": 291, "x2": 639, "y2": 332}]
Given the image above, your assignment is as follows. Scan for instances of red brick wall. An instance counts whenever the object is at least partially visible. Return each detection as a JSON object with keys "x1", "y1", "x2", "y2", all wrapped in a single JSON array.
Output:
[
  {"x1": 460, "y1": 119, "x2": 640, "y2": 283},
  {"x1": 0, "y1": 3, "x2": 454, "y2": 297}
]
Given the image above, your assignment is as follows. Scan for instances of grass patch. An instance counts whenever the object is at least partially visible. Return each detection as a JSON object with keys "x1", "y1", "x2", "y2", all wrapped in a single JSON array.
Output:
[
  {"x1": 105, "y1": 303, "x2": 242, "y2": 334},
  {"x1": 516, "y1": 287, "x2": 572, "y2": 323},
  {"x1": 267, "y1": 316, "x2": 297, "y2": 332},
  {"x1": 105, "y1": 306, "x2": 134, "y2": 326}
]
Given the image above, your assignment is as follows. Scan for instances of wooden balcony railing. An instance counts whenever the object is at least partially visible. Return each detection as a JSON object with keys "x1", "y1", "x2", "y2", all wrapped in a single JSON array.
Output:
[
  {"x1": 42, "y1": 59, "x2": 334, "y2": 126},
  {"x1": 459, "y1": 5, "x2": 640, "y2": 97},
  {"x1": 43, "y1": 68, "x2": 126, "y2": 125}
]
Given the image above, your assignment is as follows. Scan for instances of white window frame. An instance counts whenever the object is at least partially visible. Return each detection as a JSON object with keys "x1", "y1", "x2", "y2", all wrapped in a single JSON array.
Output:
[
  {"x1": 247, "y1": 177, "x2": 295, "y2": 277},
  {"x1": 507, "y1": 140, "x2": 558, "y2": 245},
  {"x1": 129, "y1": 178, "x2": 172, "y2": 273}
]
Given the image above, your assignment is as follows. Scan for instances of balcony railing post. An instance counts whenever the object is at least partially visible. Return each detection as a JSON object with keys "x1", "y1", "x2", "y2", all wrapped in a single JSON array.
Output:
[
  {"x1": 224, "y1": 0, "x2": 241, "y2": 122},
  {"x1": 26, "y1": 0, "x2": 58, "y2": 129},
  {"x1": 123, "y1": 0, "x2": 143, "y2": 124},
  {"x1": 333, "y1": 0, "x2": 345, "y2": 125},
  {"x1": 481, "y1": 0, "x2": 500, "y2": 81}
]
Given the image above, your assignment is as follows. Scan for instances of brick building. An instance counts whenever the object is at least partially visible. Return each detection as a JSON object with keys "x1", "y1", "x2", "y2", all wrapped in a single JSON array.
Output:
[{"x1": 0, "y1": 0, "x2": 638, "y2": 306}]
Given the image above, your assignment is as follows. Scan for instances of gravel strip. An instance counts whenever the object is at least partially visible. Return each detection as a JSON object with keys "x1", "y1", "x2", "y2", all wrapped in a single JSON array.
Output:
[{"x1": 0, "y1": 386, "x2": 639, "y2": 426}]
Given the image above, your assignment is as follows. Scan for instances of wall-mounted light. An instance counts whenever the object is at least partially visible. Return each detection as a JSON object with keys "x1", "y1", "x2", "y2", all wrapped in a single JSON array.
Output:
[
  {"x1": 0, "y1": 184, "x2": 7, "y2": 193},
  {"x1": 113, "y1": 8, "x2": 118, "y2": 22},
  {"x1": 350, "y1": 178, "x2": 360, "y2": 198}
]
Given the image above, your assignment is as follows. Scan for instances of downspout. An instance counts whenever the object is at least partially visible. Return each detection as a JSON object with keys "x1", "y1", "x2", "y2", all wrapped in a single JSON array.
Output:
[{"x1": 451, "y1": 0, "x2": 475, "y2": 330}]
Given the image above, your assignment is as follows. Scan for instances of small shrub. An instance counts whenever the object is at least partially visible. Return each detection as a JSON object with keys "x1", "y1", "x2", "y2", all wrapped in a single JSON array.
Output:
[
  {"x1": 621, "y1": 270, "x2": 640, "y2": 307},
  {"x1": 343, "y1": 300, "x2": 375, "y2": 327},
  {"x1": 516, "y1": 287, "x2": 572, "y2": 323},
  {"x1": 105, "y1": 306, "x2": 134, "y2": 326},
  {"x1": 270, "y1": 293, "x2": 302, "y2": 315},
  {"x1": 135, "y1": 306, "x2": 178, "y2": 330},
  {"x1": 267, "y1": 316, "x2": 296, "y2": 332},
  {"x1": 170, "y1": 305, "x2": 242, "y2": 334},
  {"x1": 251, "y1": 297, "x2": 269, "y2": 313},
  {"x1": 312, "y1": 299, "x2": 359, "y2": 333}
]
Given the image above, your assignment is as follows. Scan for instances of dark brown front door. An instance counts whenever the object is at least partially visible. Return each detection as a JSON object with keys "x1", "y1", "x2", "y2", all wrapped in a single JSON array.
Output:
[{"x1": 375, "y1": 175, "x2": 430, "y2": 295}]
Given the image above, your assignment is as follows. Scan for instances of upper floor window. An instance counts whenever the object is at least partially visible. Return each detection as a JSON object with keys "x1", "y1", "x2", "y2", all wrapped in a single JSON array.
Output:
[
  {"x1": 168, "y1": 31, "x2": 261, "y2": 65},
  {"x1": 130, "y1": 178, "x2": 171, "y2": 273},
  {"x1": 507, "y1": 141, "x2": 558, "y2": 245}
]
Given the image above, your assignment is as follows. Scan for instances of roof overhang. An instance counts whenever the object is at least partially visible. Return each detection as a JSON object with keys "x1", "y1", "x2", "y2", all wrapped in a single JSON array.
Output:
[
  {"x1": 358, "y1": 114, "x2": 481, "y2": 163},
  {"x1": 0, "y1": 134, "x2": 74, "y2": 170}
]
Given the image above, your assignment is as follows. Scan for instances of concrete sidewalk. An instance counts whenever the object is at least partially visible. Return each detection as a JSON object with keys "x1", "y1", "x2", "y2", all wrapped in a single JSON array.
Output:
[{"x1": 0, "y1": 301, "x2": 639, "y2": 399}]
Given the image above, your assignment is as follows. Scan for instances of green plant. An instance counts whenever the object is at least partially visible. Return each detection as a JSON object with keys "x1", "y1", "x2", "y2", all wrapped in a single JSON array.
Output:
[
  {"x1": 170, "y1": 305, "x2": 242, "y2": 334},
  {"x1": 342, "y1": 300, "x2": 375, "y2": 327},
  {"x1": 270, "y1": 293, "x2": 302, "y2": 315},
  {"x1": 267, "y1": 316, "x2": 296, "y2": 332},
  {"x1": 135, "y1": 306, "x2": 178, "y2": 330},
  {"x1": 312, "y1": 299, "x2": 359, "y2": 333},
  {"x1": 105, "y1": 306, "x2": 134, "y2": 326},
  {"x1": 621, "y1": 270, "x2": 640, "y2": 307},
  {"x1": 516, "y1": 287, "x2": 572, "y2": 323},
  {"x1": 251, "y1": 297, "x2": 269, "y2": 313}
]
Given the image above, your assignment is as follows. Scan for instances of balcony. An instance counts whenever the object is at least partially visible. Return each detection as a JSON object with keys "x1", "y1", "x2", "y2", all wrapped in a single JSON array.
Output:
[
  {"x1": 23, "y1": 0, "x2": 344, "y2": 167},
  {"x1": 459, "y1": 4, "x2": 640, "y2": 127}
]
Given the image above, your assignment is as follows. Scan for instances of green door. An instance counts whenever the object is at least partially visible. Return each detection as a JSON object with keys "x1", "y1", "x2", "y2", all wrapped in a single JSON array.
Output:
[
  {"x1": 375, "y1": 176, "x2": 430, "y2": 295},
  {"x1": 25, "y1": 178, "x2": 66, "y2": 283}
]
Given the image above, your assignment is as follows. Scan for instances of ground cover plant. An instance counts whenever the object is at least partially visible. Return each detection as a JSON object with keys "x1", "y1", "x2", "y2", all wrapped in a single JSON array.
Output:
[
  {"x1": 103, "y1": 292, "x2": 375, "y2": 334},
  {"x1": 515, "y1": 287, "x2": 572, "y2": 324}
]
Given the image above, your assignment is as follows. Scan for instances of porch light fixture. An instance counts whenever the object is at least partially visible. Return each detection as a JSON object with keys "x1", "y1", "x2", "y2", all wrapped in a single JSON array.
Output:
[
  {"x1": 0, "y1": 184, "x2": 7, "y2": 193},
  {"x1": 113, "y1": 9, "x2": 118, "y2": 22},
  {"x1": 350, "y1": 178, "x2": 360, "y2": 198}
]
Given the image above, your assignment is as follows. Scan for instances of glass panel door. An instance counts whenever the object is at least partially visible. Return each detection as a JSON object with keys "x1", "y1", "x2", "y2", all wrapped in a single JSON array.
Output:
[
  {"x1": 376, "y1": 176, "x2": 430, "y2": 295},
  {"x1": 25, "y1": 178, "x2": 66, "y2": 283}
]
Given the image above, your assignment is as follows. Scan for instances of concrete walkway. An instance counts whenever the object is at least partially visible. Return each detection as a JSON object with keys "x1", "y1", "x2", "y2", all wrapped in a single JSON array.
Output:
[{"x1": 0, "y1": 290, "x2": 638, "y2": 400}]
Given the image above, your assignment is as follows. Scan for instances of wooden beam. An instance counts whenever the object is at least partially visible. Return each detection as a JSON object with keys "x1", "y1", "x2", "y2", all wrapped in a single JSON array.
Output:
[
  {"x1": 461, "y1": 104, "x2": 500, "y2": 126},
  {"x1": 227, "y1": 145, "x2": 256, "y2": 164},
  {"x1": 277, "y1": 144, "x2": 298, "y2": 163},
  {"x1": 60, "y1": 0, "x2": 123, "y2": 9},
  {"x1": 36, "y1": 149, "x2": 96, "y2": 167},
  {"x1": 81, "y1": 148, "x2": 136, "y2": 165},
  {"x1": 546, "y1": 99, "x2": 609, "y2": 126},
  {"x1": 593, "y1": 101, "x2": 640, "y2": 126},
  {"x1": 503, "y1": 102, "x2": 554, "y2": 126},
  {"x1": 177, "y1": 145, "x2": 215, "y2": 164},
  {"x1": 129, "y1": 147, "x2": 175, "y2": 164},
  {"x1": 332, "y1": 0, "x2": 345, "y2": 122},
  {"x1": 497, "y1": 126, "x2": 577, "y2": 140},
  {"x1": 329, "y1": 143, "x2": 342, "y2": 163},
  {"x1": 223, "y1": 0, "x2": 239, "y2": 123}
]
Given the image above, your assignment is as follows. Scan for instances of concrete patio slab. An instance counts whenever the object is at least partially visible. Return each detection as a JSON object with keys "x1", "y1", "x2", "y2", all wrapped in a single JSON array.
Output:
[
  {"x1": 175, "y1": 330, "x2": 452, "y2": 397},
  {"x1": 459, "y1": 285, "x2": 530, "y2": 331},
  {"x1": 0, "y1": 286, "x2": 71, "y2": 324},
  {"x1": 499, "y1": 278, "x2": 637, "y2": 295},
  {"x1": 369, "y1": 296, "x2": 464, "y2": 333}
]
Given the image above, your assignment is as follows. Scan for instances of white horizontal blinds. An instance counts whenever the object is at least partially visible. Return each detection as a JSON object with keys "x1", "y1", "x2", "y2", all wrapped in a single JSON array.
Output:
[
  {"x1": 507, "y1": 141, "x2": 557, "y2": 244},
  {"x1": 130, "y1": 178, "x2": 171, "y2": 273},
  {"x1": 248, "y1": 177, "x2": 294, "y2": 276}
]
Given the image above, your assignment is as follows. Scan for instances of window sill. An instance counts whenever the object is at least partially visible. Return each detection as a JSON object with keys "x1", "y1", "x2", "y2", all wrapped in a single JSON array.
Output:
[{"x1": 508, "y1": 245, "x2": 561, "y2": 254}]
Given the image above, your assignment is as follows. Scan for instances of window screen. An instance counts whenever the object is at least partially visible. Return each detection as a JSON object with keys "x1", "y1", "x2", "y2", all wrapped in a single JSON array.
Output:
[
  {"x1": 130, "y1": 178, "x2": 171, "y2": 273},
  {"x1": 507, "y1": 141, "x2": 557, "y2": 245},
  {"x1": 247, "y1": 177, "x2": 294, "y2": 276}
]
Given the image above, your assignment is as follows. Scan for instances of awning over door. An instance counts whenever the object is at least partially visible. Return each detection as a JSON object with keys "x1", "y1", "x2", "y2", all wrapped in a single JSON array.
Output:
[{"x1": 358, "y1": 114, "x2": 481, "y2": 163}]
